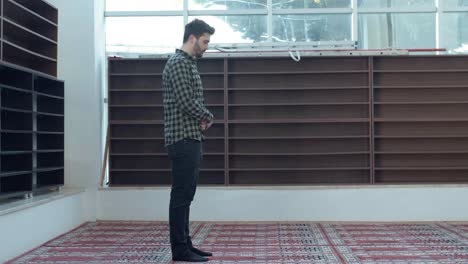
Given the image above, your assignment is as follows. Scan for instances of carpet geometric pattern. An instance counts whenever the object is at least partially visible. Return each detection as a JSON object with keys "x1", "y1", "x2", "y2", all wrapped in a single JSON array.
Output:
[{"x1": 6, "y1": 222, "x2": 468, "y2": 263}]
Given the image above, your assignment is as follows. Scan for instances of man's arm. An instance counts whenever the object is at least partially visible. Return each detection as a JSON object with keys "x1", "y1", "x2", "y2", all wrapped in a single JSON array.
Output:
[{"x1": 171, "y1": 61, "x2": 213, "y2": 123}]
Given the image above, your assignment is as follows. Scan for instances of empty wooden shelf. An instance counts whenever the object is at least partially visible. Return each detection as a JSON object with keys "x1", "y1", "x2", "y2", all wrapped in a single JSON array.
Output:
[
  {"x1": 0, "y1": 0, "x2": 58, "y2": 76},
  {"x1": 108, "y1": 55, "x2": 468, "y2": 186},
  {"x1": 0, "y1": 62, "x2": 64, "y2": 198}
]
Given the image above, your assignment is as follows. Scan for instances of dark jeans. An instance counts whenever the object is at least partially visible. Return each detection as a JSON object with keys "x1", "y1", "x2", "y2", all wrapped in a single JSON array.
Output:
[{"x1": 167, "y1": 138, "x2": 202, "y2": 256}]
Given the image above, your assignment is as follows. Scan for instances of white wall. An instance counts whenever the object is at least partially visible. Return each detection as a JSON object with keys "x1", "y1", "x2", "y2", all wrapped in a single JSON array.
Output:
[
  {"x1": 0, "y1": 192, "x2": 86, "y2": 263},
  {"x1": 46, "y1": 0, "x2": 106, "y2": 220},
  {"x1": 98, "y1": 186, "x2": 468, "y2": 221}
]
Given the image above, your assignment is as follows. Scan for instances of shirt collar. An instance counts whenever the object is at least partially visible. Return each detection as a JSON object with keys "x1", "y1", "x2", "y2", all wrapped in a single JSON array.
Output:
[{"x1": 176, "y1": 49, "x2": 195, "y2": 62}]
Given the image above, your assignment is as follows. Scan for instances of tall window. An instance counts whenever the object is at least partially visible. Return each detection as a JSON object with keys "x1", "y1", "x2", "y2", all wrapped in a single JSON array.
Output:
[{"x1": 105, "y1": 0, "x2": 468, "y2": 55}]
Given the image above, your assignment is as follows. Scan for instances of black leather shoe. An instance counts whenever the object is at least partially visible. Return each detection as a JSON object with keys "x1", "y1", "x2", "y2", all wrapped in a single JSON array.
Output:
[
  {"x1": 190, "y1": 246, "x2": 213, "y2": 257},
  {"x1": 172, "y1": 250, "x2": 209, "y2": 262}
]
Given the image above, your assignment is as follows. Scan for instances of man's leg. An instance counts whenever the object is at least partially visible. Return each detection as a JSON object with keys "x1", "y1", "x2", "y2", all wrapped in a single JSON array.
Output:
[
  {"x1": 186, "y1": 206, "x2": 213, "y2": 256},
  {"x1": 168, "y1": 139, "x2": 207, "y2": 262},
  {"x1": 185, "y1": 143, "x2": 213, "y2": 257},
  {"x1": 184, "y1": 138, "x2": 202, "y2": 244},
  {"x1": 185, "y1": 206, "x2": 191, "y2": 245}
]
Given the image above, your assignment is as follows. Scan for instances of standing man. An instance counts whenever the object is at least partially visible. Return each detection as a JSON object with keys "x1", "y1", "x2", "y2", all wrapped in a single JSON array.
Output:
[{"x1": 162, "y1": 19, "x2": 215, "y2": 262}]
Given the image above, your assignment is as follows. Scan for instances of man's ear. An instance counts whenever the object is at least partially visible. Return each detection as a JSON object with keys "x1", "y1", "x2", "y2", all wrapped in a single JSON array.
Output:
[{"x1": 189, "y1": 34, "x2": 196, "y2": 44}]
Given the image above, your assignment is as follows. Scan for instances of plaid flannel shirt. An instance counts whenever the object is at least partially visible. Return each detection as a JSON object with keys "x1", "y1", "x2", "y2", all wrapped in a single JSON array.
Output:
[{"x1": 163, "y1": 49, "x2": 213, "y2": 146}]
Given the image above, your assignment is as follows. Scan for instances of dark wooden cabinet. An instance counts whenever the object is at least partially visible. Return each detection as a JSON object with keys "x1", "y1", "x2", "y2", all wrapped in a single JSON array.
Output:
[
  {"x1": 0, "y1": 0, "x2": 58, "y2": 76},
  {"x1": 0, "y1": 63, "x2": 64, "y2": 198},
  {"x1": 372, "y1": 57, "x2": 468, "y2": 183},
  {"x1": 0, "y1": 0, "x2": 61, "y2": 198},
  {"x1": 108, "y1": 56, "x2": 468, "y2": 186}
]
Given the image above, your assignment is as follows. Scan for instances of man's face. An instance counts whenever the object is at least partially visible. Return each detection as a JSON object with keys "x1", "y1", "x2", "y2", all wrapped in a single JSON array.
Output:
[{"x1": 193, "y1": 33, "x2": 211, "y2": 58}]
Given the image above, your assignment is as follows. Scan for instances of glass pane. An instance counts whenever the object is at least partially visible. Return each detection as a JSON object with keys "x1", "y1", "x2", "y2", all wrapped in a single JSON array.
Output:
[
  {"x1": 189, "y1": 0, "x2": 267, "y2": 10},
  {"x1": 106, "y1": 0, "x2": 183, "y2": 11},
  {"x1": 106, "y1": 17, "x2": 184, "y2": 54},
  {"x1": 444, "y1": 0, "x2": 468, "y2": 7},
  {"x1": 358, "y1": 0, "x2": 435, "y2": 7},
  {"x1": 189, "y1": 16, "x2": 268, "y2": 43},
  {"x1": 273, "y1": 14, "x2": 351, "y2": 42},
  {"x1": 358, "y1": 13, "x2": 435, "y2": 49},
  {"x1": 441, "y1": 13, "x2": 468, "y2": 53},
  {"x1": 272, "y1": 0, "x2": 351, "y2": 8}
]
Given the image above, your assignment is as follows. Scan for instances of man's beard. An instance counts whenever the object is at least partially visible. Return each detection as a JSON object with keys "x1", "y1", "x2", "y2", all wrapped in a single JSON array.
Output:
[{"x1": 194, "y1": 43, "x2": 204, "y2": 58}]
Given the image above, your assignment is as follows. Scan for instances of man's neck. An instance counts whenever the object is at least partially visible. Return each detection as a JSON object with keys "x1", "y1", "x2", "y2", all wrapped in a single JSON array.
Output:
[{"x1": 181, "y1": 45, "x2": 194, "y2": 58}]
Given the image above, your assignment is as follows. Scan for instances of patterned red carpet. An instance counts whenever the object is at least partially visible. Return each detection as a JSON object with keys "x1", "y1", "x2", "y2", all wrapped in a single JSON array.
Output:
[{"x1": 7, "y1": 221, "x2": 468, "y2": 263}]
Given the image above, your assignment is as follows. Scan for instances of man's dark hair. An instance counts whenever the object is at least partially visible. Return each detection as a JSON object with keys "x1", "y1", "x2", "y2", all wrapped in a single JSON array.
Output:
[{"x1": 183, "y1": 19, "x2": 215, "y2": 43}]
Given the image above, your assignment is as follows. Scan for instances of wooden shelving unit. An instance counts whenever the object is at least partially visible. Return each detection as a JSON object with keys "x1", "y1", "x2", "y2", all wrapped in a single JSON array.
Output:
[
  {"x1": 108, "y1": 58, "x2": 224, "y2": 185},
  {"x1": 108, "y1": 55, "x2": 468, "y2": 186},
  {"x1": 0, "y1": 0, "x2": 58, "y2": 76},
  {"x1": 373, "y1": 56, "x2": 468, "y2": 183},
  {"x1": 108, "y1": 57, "x2": 371, "y2": 186},
  {"x1": 0, "y1": 62, "x2": 64, "y2": 198}
]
